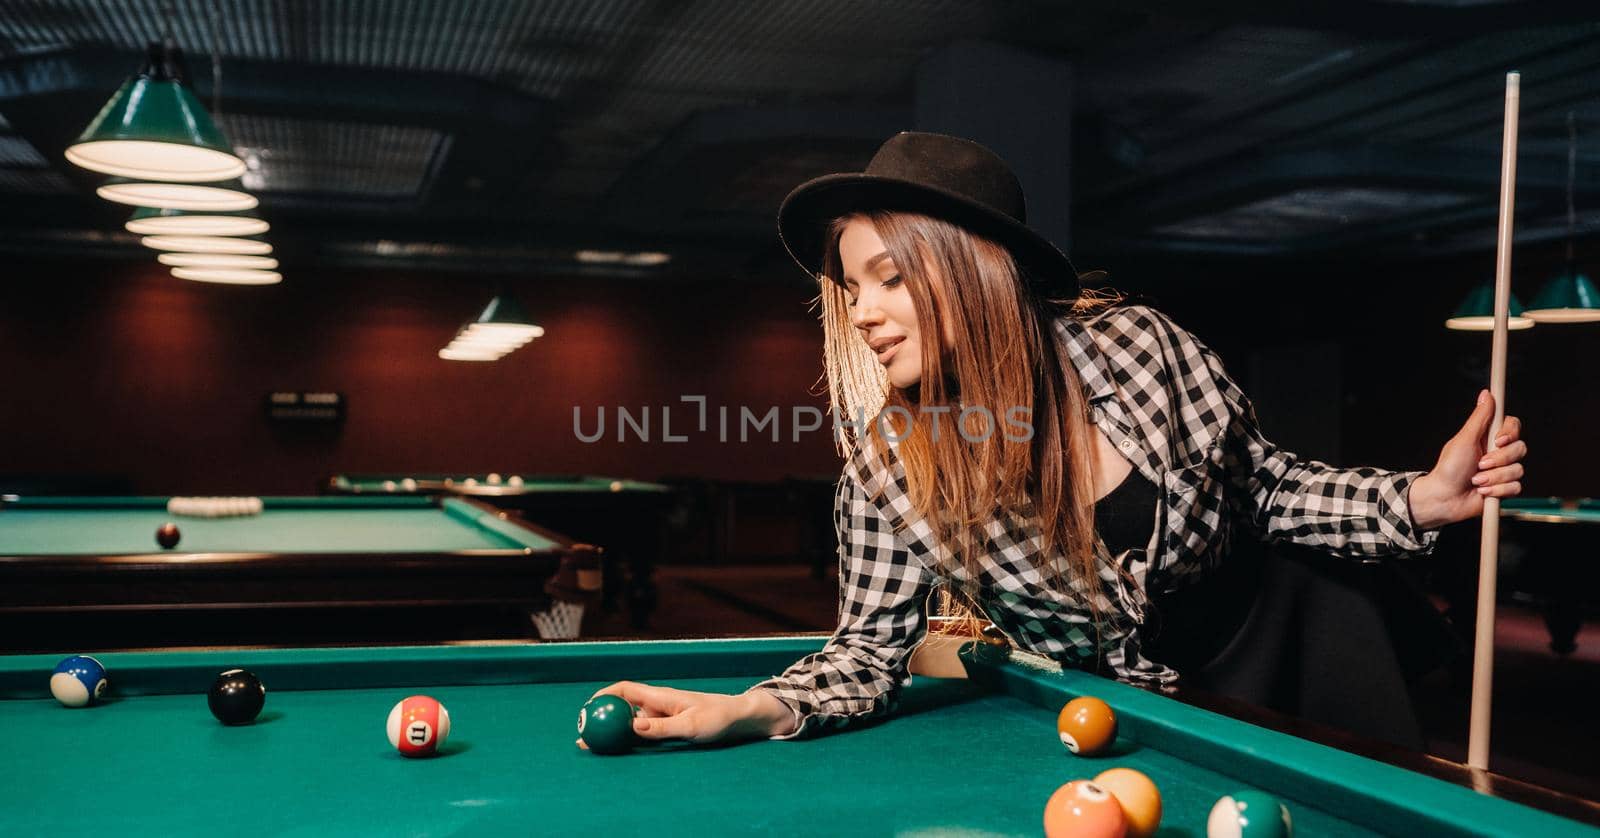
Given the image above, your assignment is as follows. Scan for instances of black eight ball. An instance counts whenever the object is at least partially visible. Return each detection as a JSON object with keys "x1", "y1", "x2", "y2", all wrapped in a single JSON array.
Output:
[
  {"x1": 155, "y1": 522, "x2": 181, "y2": 550},
  {"x1": 208, "y1": 668, "x2": 266, "y2": 725}
]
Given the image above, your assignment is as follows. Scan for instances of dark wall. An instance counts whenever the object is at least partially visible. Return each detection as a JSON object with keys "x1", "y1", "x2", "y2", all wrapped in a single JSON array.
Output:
[
  {"x1": 1096, "y1": 242, "x2": 1599, "y2": 498},
  {"x1": 0, "y1": 259, "x2": 838, "y2": 494},
  {"x1": 2, "y1": 244, "x2": 1594, "y2": 497}
]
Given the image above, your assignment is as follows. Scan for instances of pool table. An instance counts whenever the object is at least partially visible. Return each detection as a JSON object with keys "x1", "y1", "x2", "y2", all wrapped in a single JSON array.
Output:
[
  {"x1": 1501, "y1": 497, "x2": 1599, "y2": 654},
  {"x1": 0, "y1": 495, "x2": 600, "y2": 652},
  {"x1": 0, "y1": 637, "x2": 1594, "y2": 836},
  {"x1": 327, "y1": 473, "x2": 677, "y2": 628}
]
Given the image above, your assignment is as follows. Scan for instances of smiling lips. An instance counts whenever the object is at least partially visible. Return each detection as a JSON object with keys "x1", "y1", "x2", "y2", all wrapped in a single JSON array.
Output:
[{"x1": 870, "y1": 335, "x2": 905, "y2": 363}]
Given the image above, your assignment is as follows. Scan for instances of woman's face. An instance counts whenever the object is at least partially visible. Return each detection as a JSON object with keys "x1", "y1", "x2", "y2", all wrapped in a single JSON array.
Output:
[{"x1": 839, "y1": 218, "x2": 923, "y2": 389}]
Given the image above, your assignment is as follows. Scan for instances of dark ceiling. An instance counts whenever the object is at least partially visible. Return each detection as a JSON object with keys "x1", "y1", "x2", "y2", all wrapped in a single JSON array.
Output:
[{"x1": 1, "y1": 0, "x2": 1599, "y2": 278}]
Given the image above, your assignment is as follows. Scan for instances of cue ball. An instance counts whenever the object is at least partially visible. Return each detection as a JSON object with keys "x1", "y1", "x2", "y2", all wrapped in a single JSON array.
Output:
[
  {"x1": 388, "y1": 695, "x2": 450, "y2": 758},
  {"x1": 608, "y1": 480, "x2": 624, "y2": 492},
  {"x1": 1058, "y1": 695, "x2": 1118, "y2": 755},
  {"x1": 208, "y1": 668, "x2": 266, "y2": 725},
  {"x1": 1207, "y1": 792, "x2": 1292, "y2": 838},
  {"x1": 400, "y1": 478, "x2": 418, "y2": 491},
  {"x1": 1044, "y1": 780, "x2": 1128, "y2": 838},
  {"x1": 50, "y1": 655, "x2": 108, "y2": 708},
  {"x1": 156, "y1": 523, "x2": 181, "y2": 549},
  {"x1": 1094, "y1": 768, "x2": 1162, "y2": 838},
  {"x1": 577, "y1": 694, "x2": 637, "y2": 755}
]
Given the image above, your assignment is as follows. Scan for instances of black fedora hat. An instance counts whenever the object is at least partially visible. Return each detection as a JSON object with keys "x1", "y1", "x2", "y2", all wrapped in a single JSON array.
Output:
[{"x1": 777, "y1": 131, "x2": 1078, "y2": 294}]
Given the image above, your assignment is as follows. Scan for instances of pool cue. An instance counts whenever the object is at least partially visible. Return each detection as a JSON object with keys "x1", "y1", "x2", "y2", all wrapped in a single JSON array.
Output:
[{"x1": 1468, "y1": 70, "x2": 1519, "y2": 772}]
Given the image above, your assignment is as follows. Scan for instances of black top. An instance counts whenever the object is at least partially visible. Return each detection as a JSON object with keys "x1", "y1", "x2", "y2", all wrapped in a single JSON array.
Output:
[
  {"x1": 1094, "y1": 466, "x2": 1244, "y2": 672},
  {"x1": 1092, "y1": 467, "x2": 1157, "y2": 562}
]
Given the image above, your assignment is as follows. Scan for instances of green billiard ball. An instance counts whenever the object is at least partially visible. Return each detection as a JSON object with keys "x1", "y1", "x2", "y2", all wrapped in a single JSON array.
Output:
[
  {"x1": 1207, "y1": 790, "x2": 1291, "y2": 838},
  {"x1": 967, "y1": 624, "x2": 1011, "y2": 666},
  {"x1": 578, "y1": 695, "x2": 637, "y2": 755}
]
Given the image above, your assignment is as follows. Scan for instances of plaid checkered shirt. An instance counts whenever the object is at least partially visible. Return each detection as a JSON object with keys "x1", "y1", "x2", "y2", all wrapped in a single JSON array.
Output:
[{"x1": 748, "y1": 304, "x2": 1439, "y2": 738}]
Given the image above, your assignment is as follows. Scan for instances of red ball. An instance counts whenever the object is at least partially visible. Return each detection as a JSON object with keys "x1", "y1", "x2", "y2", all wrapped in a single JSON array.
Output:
[
  {"x1": 387, "y1": 695, "x2": 450, "y2": 758},
  {"x1": 155, "y1": 523, "x2": 181, "y2": 550}
]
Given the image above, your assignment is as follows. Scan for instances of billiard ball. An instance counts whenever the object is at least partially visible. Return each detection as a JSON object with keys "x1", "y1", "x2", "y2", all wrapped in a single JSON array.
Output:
[
  {"x1": 487, "y1": 472, "x2": 502, "y2": 484},
  {"x1": 1094, "y1": 768, "x2": 1162, "y2": 838},
  {"x1": 1043, "y1": 780, "x2": 1128, "y2": 838},
  {"x1": 507, "y1": 475, "x2": 524, "y2": 487},
  {"x1": 608, "y1": 480, "x2": 624, "y2": 492},
  {"x1": 208, "y1": 668, "x2": 266, "y2": 725},
  {"x1": 387, "y1": 695, "x2": 450, "y2": 758},
  {"x1": 400, "y1": 478, "x2": 418, "y2": 491},
  {"x1": 50, "y1": 655, "x2": 108, "y2": 708},
  {"x1": 382, "y1": 480, "x2": 397, "y2": 492},
  {"x1": 463, "y1": 477, "x2": 478, "y2": 488},
  {"x1": 1207, "y1": 791, "x2": 1292, "y2": 838},
  {"x1": 1058, "y1": 695, "x2": 1117, "y2": 755},
  {"x1": 578, "y1": 694, "x2": 637, "y2": 755},
  {"x1": 156, "y1": 522, "x2": 181, "y2": 549}
]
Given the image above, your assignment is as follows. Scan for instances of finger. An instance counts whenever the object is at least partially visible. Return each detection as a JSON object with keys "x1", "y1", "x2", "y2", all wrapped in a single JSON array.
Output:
[
  {"x1": 592, "y1": 681, "x2": 683, "y2": 715},
  {"x1": 633, "y1": 712, "x2": 701, "y2": 742},
  {"x1": 1473, "y1": 464, "x2": 1525, "y2": 488},
  {"x1": 1479, "y1": 481, "x2": 1522, "y2": 498},
  {"x1": 576, "y1": 738, "x2": 588, "y2": 750},
  {"x1": 1460, "y1": 391, "x2": 1496, "y2": 438},
  {"x1": 1478, "y1": 441, "x2": 1528, "y2": 468},
  {"x1": 1495, "y1": 416, "x2": 1522, "y2": 446}
]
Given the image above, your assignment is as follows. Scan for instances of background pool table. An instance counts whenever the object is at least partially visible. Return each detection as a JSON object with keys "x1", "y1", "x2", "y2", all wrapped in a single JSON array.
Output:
[
  {"x1": 0, "y1": 495, "x2": 599, "y2": 652},
  {"x1": 326, "y1": 473, "x2": 677, "y2": 627},
  {"x1": 0, "y1": 638, "x2": 1594, "y2": 836},
  {"x1": 1500, "y1": 497, "x2": 1599, "y2": 654}
]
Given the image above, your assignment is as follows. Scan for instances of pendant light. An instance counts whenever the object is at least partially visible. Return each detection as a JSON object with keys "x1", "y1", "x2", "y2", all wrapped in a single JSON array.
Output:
[
  {"x1": 126, "y1": 207, "x2": 268, "y2": 237},
  {"x1": 65, "y1": 41, "x2": 245, "y2": 182},
  {"x1": 141, "y1": 235, "x2": 272, "y2": 255},
  {"x1": 171, "y1": 267, "x2": 282, "y2": 285},
  {"x1": 1445, "y1": 282, "x2": 1535, "y2": 331},
  {"x1": 156, "y1": 253, "x2": 278, "y2": 269},
  {"x1": 98, "y1": 177, "x2": 257, "y2": 211},
  {"x1": 1526, "y1": 112, "x2": 1600, "y2": 323}
]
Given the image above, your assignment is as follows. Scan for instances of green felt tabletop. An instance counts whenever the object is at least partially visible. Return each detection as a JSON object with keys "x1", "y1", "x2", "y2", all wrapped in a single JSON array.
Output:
[
  {"x1": 1503, "y1": 507, "x2": 1600, "y2": 525},
  {"x1": 0, "y1": 639, "x2": 1591, "y2": 837},
  {"x1": 0, "y1": 496, "x2": 558, "y2": 554},
  {"x1": 332, "y1": 473, "x2": 673, "y2": 494}
]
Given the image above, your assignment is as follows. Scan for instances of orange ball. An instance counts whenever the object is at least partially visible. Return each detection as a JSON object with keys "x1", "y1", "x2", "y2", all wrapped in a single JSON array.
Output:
[
  {"x1": 1057, "y1": 695, "x2": 1118, "y2": 755},
  {"x1": 1094, "y1": 768, "x2": 1162, "y2": 838},
  {"x1": 1044, "y1": 779, "x2": 1128, "y2": 838}
]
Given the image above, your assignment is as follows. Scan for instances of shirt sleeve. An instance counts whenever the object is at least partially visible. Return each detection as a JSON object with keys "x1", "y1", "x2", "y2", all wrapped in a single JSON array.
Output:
[
  {"x1": 744, "y1": 471, "x2": 935, "y2": 739},
  {"x1": 1193, "y1": 330, "x2": 1439, "y2": 559}
]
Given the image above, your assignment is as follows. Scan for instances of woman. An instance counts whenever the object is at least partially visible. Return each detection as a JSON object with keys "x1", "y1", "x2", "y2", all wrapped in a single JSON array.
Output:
[{"x1": 587, "y1": 132, "x2": 1526, "y2": 746}]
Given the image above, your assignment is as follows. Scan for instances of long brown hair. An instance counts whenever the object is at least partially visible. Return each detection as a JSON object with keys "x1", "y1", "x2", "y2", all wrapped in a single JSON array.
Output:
[{"x1": 816, "y1": 210, "x2": 1123, "y2": 616}]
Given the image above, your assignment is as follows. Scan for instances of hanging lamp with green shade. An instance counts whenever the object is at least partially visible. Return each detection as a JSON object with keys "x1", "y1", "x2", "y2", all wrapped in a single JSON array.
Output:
[
  {"x1": 170, "y1": 267, "x2": 282, "y2": 286},
  {"x1": 157, "y1": 252, "x2": 277, "y2": 270},
  {"x1": 1526, "y1": 269, "x2": 1600, "y2": 323},
  {"x1": 125, "y1": 206, "x2": 268, "y2": 237},
  {"x1": 440, "y1": 294, "x2": 545, "y2": 361},
  {"x1": 97, "y1": 176, "x2": 257, "y2": 211},
  {"x1": 1445, "y1": 281, "x2": 1536, "y2": 331},
  {"x1": 65, "y1": 41, "x2": 246, "y2": 182},
  {"x1": 1525, "y1": 113, "x2": 1600, "y2": 323},
  {"x1": 141, "y1": 234, "x2": 272, "y2": 255}
]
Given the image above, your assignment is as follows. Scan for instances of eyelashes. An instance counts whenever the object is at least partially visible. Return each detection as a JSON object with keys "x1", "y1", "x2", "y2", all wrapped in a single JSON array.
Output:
[{"x1": 846, "y1": 274, "x2": 902, "y2": 307}]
